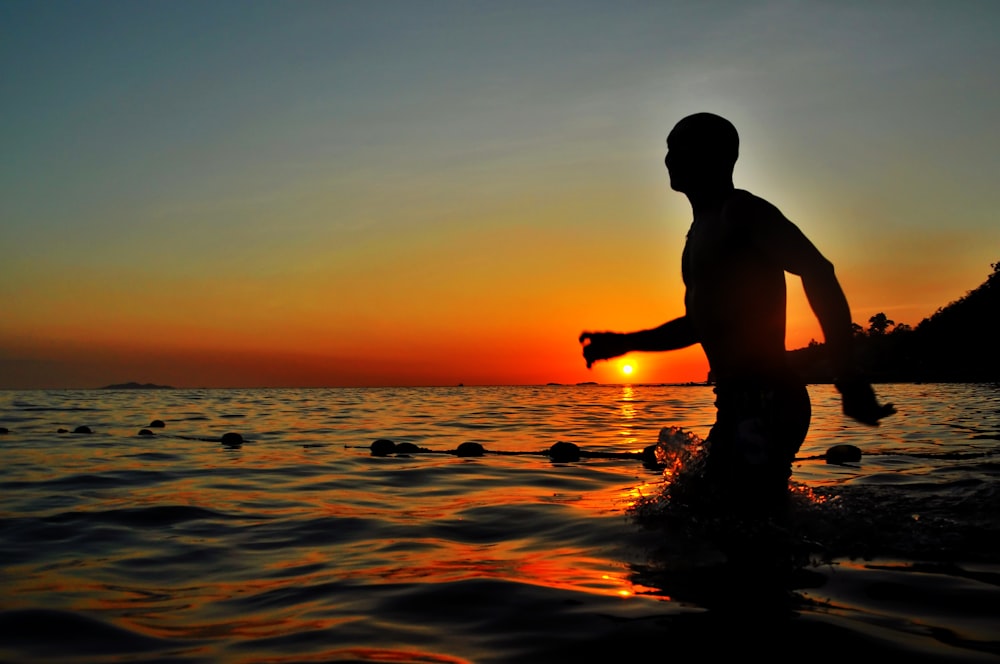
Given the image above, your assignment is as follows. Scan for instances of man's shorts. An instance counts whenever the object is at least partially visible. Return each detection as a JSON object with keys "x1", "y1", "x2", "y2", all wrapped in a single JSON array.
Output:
[{"x1": 703, "y1": 380, "x2": 811, "y2": 509}]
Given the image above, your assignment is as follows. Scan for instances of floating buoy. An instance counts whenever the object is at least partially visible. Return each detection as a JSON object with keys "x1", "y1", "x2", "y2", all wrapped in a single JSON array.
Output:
[
  {"x1": 548, "y1": 441, "x2": 580, "y2": 462},
  {"x1": 395, "y1": 442, "x2": 420, "y2": 454},
  {"x1": 220, "y1": 432, "x2": 244, "y2": 447},
  {"x1": 149, "y1": 419, "x2": 166, "y2": 428},
  {"x1": 825, "y1": 444, "x2": 862, "y2": 465},
  {"x1": 370, "y1": 439, "x2": 396, "y2": 456},
  {"x1": 0, "y1": 427, "x2": 8, "y2": 434},
  {"x1": 456, "y1": 442, "x2": 485, "y2": 457},
  {"x1": 138, "y1": 429, "x2": 155, "y2": 437},
  {"x1": 73, "y1": 426, "x2": 93, "y2": 434}
]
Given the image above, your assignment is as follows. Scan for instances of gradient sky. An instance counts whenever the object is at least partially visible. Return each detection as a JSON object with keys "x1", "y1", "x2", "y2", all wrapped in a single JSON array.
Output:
[{"x1": 2, "y1": 1, "x2": 998, "y2": 388}]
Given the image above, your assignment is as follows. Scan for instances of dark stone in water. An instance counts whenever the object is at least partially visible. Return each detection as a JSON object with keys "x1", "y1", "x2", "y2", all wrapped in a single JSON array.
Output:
[
  {"x1": 455, "y1": 442, "x2": 484, "y2": 457},
  {"x1": 0, "y1": 427, "x2": 8, "y2": 434},
  {"x1": 220, "y1": 432, "x2": 244, "y2": 447},
  {"x1": 149, "y1": 419, "x2": 166, "y2": 428},
  {"x1": 138, "y1": 429, "x2": 155, "y2": 437},
  {"x1": 73, "y1": 426, "x2": 93, "y2": 434},
  {"x1": 370, "y1": 439, "x2": 396, "y2": 456},
  {"x1": 395, "y1": 442, "x2": 420, "y2": 454},
  {"x1": 825, "y1": 443, "x2": 862, "y2": 464},
  {"x1": 57, "y1": 428, "x2": 68, "y2": 433},
  {"x1": 549, "y1": 441, "x2": 580, "y2": 462}
]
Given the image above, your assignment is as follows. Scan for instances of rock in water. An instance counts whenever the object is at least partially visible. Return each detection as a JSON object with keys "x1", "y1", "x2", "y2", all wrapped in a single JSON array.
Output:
[
  {"x1": 73, "y1": 426, "x2": 93, "y2": 434},
  {"x1": 548, "y1": 441, "x2": 580, "y2": 462},
  {"x1": 138, "y1": 429, "x2": 155, "y2": 437},
  {"x1": 149, "y1": 419, "x2": 166, "y2": 428}
]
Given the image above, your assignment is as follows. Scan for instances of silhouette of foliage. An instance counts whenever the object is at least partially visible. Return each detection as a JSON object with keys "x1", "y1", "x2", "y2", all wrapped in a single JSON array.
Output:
[
  {"x1": 789, "y1": 261, "x2": 1000, "y2": 382},
  {"x1": 867, "y1": 312, "x2": 894, "y2": 335}
]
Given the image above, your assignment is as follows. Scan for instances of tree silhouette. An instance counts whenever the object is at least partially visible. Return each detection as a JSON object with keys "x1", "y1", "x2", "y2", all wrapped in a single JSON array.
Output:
[
  {"x1": 867, "y1": 312, "x2": 894, "y2": 335},
  {"x1": 788, "y1": 261, "x2": 999, "y2": 383}
]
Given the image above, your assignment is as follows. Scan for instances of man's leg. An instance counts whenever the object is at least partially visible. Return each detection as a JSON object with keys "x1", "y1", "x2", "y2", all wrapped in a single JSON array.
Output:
[{"x1": 703, "y1": 383, "x2": 811, "y2": 513}]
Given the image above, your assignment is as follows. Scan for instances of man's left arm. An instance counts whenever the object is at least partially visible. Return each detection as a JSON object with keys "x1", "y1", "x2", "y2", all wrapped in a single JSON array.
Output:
[{"x1": 740, "y1": 196, "x2": 895, "y2": 425}]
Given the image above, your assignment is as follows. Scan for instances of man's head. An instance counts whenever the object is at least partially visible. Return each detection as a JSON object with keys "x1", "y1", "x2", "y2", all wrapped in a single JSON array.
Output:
[{"x1": 665, "y1": 113, "x2": 739, "y2": 193}]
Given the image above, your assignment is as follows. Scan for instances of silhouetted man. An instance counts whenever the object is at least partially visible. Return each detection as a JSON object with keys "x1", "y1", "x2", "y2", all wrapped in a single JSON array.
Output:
[{"x1": 580, "y1": 113, "x2": 895, "y2": 510}]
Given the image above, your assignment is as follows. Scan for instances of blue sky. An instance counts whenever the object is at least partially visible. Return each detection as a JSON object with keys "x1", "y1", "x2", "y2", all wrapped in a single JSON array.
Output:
[{"x1": 2, "y1": 1, "x2": 998, "y2": 387}]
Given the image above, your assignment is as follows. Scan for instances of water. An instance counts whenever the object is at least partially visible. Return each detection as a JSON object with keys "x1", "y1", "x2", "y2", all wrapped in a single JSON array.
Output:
[{"x1": 0, "y1": 384, "x2": 997, "y2": 662}]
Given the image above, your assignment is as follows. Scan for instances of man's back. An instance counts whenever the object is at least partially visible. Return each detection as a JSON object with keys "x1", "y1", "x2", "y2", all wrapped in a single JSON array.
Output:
[{"x1": 682, "y1": 189, "x2": 791, "y2": 384}]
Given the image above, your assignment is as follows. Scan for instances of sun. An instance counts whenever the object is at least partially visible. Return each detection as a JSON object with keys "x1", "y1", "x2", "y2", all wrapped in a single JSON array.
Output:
[{"x1": 622, "y1": 364, "x2": 634, "y2": 375}]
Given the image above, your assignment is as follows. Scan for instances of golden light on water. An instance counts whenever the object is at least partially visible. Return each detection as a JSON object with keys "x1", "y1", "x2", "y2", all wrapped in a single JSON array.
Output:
[
  {"x1": 790, "y1": 483, "x2": 831, "y2": 505},
  {"x1": 617, "y1": 384, "x2": 638, "y2": 444}
]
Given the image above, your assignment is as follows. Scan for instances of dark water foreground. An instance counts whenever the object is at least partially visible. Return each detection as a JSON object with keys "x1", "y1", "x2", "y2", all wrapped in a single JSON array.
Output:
[{"x1": 0, "y1": 384, "x2": 997, "y2": 662}]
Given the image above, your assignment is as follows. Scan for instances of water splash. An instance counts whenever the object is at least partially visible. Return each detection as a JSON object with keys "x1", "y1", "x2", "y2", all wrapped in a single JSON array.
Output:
[
  {"x1": 653, "y1": 426, "x2": 704, "y2": 481},
  {"x1": 634, "y1": 426, "x2": 717, "y2": 516},
  {"x1": 631, "y1": 426, "x2": 1000, "y2": 566}
]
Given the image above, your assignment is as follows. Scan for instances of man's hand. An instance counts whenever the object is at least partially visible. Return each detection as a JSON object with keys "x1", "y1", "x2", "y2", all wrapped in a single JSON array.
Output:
[
  {"x1": 835, "y1": 377, "x2": 896, "y2": 426},
  {"x1": 578, "y1": 331, "x2": 629, "y2": 369}
]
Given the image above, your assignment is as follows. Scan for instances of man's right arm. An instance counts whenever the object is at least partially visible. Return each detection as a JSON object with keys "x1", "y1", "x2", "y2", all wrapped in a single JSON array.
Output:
[
  {"x1": 579, "y1": 316, "x2": 698, "y2": 368},
  {"x1": 628, "y1": 316, "x2": 699, "y2": 352}
]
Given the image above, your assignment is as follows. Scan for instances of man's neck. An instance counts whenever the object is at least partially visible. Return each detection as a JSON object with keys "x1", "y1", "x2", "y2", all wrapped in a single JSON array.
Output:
[{"x1": 685, "y1": 182, "x2": 735, "y2": 216}]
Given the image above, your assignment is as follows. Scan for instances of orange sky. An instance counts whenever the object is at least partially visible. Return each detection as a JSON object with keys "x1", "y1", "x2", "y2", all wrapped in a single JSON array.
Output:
[{"x1": 2, "y1": 3, "x2": 998, "y2": 388}]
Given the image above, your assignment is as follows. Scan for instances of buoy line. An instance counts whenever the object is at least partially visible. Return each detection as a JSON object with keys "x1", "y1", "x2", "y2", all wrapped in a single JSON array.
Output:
[{"x1": 358, "y1": 439, "x2": 881, "y2": 468}]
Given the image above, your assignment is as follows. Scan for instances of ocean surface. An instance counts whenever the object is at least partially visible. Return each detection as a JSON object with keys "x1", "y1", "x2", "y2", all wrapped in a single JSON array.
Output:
[{"x1": 0, "y1": 383, "x2": 998, "y2": 663}]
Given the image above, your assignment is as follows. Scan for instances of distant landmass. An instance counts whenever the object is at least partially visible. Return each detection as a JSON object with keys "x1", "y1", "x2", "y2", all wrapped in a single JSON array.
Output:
[
  {"x1": 789, "y1": 260, "x2": 999, "y2": 383},
  {"x1": 100, "y1": 382, "x2": 174, "y2": 390}
]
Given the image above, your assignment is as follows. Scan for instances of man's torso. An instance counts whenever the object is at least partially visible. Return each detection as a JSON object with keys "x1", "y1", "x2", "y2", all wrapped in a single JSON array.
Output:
[{"x1": 681, "y1": 189, "x2": 791, "y2": 383}]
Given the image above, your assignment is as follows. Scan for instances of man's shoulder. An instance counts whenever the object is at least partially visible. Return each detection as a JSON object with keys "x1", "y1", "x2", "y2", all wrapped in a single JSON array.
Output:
[
  {"x1": 721, "y1": 190, "x2": 800, "y2": 249},
  {"x1": 727, "y1": 189, "x2": 781, "y2": 216}
]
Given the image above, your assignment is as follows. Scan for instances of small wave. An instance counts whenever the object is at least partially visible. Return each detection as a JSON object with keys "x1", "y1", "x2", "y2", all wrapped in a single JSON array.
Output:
[
  {"x1": 3, "y1": 469, "x2": 173, "y2": 492},
  {"x1": 45, "y1": 504, "x2": 234, "y2": 528},
  {"x1": 237, "y1": 515, "x2": 380, "y2": 551},
  {"x1": 438, "y1": 421, "x2": 496, "y2": 430},
  {"x1": 126, "y1": 451, "x2": 181, "y2": 462},
  {"x1": 0, "y1": 608, "x2": 184, "y2": 657},
  {"x1": 16, "y1": 406, "x2": 102, "y2": 412}
]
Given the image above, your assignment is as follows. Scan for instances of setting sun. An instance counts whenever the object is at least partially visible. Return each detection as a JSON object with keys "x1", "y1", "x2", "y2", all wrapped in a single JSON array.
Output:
[{"x1": 622, "y1": 364, "x2": 634, "y2": 375}]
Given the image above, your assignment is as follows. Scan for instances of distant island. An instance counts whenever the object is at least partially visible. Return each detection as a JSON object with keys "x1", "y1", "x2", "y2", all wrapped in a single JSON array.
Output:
[
  {"x1": 100, "y1": 382, "x2": 174, "y2": 390},
  {"x1": 789, "y1": 260, "x2": 999, "y2": 383}
]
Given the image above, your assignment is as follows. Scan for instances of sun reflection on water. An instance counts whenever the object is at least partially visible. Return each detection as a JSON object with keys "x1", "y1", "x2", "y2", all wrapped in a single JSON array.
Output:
[{"x1": 617, "y1": 384, "x2": 638, "y2": 445}]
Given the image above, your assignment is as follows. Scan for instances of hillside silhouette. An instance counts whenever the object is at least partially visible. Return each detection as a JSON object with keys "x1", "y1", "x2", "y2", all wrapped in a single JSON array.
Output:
[{"x1": 789, "y1": 260, "x2": 1000, "y2": 383}]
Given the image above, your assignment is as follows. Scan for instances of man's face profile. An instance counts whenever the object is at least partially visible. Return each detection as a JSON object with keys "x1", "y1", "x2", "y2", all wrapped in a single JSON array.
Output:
[
  {"x1": 664, "y1": 127, "x2": 699, "y2": 193},
  {"x1": 664, "y1": 113, "x2": 739, "y2": 193}
]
